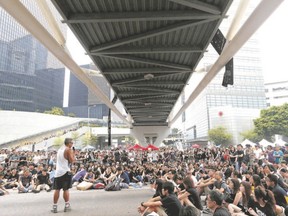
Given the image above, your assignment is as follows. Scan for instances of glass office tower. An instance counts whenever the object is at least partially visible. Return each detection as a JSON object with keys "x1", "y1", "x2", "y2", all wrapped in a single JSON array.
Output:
[
  {"x1": 67, "y1": 64, "x2": 110, "y2": 118},
  {"x1": 183, "y1": 1, "x2": 267, "y2": 145},
  {"x1": 0, "y1": 1, "x2": 66, "y2": 112}
]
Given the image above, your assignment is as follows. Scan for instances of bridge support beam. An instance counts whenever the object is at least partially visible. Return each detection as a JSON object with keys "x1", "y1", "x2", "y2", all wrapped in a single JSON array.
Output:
[{"x1": 131, "y1": 126, "x2": 171, "y2": 146}]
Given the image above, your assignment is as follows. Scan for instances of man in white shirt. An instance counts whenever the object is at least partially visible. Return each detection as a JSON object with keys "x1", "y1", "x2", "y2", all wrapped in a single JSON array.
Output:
[{"x1": 51, "y1": 138, "x2": 76, "y2": 213}]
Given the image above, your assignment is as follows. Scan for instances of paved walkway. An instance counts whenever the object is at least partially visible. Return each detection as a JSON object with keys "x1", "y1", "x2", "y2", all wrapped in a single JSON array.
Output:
[{"x1": 0, "y1": 187, "x2": 153, "y2": 216}]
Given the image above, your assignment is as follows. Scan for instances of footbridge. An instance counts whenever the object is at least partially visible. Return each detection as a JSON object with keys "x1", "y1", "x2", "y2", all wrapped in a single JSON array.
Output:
[{"x1": 0, "y1": 0, "x2": 284, "y2": 145}]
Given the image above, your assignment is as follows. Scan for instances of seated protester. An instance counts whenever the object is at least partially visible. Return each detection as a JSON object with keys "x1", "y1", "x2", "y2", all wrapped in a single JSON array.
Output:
[
  {"x1": 214, "y1": 171, "x2": 230, "y2": 194},
  {"x1": 129, "y1": 166, "x2": 142, "y2": 183},
  {"x1": 138, "y1": 181, "x2": 182, "y2": 216},
  {"x1": 239, "y1": 181, "x2": 254, "y2": 215},
  {"x1": 179, "y1": 205, "x2": 201, "y2": 216},
  {"x1": 250, "y1": 174, "x2": 263, "y2": 190},
  {"x1": 196, "y1": 168, "x2": 216, "y2": 196},
  {"x1": 4, "y1": 168, "x2": 19, "y2": 189},
  {"x1": 83, "y1": 168, "x2": 96, "y2": 183},
  {"x1": 265, "y1": 174, "x2": 287, "y2": 208},
  {"x1": 116, "y1": 167, "x2": 130, "y2": 188},
  {"x1": 248, "y1": 186, "x2": 284, "y2": 216},
  {"x1": 18, "y1": 168, "x2": 34, "y2": 193},
  {"x1": 33, "y1": 168, "x2": 51, "y2": 193},
  {"x1": 152, "y1": 179, "x2": 164, "y2": 198},
  {"x1": 178, "y1": 177, "x2": 202, "y2": 211},
  {"x1": 18, "y1": 152, "x2": 28, "y2": 167},
  {"x1": 226, "y1": 178, "x2": 242, "y2": 206},
  {"x1": 102, "y1": 167, "x2": 115, "y2": 185},
  {"x1": 279, "y1": 168, "x2": 288, "y2": 186},
  {"x1": 206, "y1": 190, "x2": 231, "y2": 216},
  {"x1": 0, "y1": 172, "x2": 9, "y2": 196},
  {"x1": 72, "y1": 165, "x2": 86, "y2": 185},
  {"x1": 263, "y1": 164, "x2": 288, "y2": 191},
  {"x1": 28, "y1": 163, "x2": 37, "y2": 176}
]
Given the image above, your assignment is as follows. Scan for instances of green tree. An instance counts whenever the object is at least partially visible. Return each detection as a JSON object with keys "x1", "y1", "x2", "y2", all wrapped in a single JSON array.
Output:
[
  {"x1": 208, "y1": 126, "x2": 232, "y2": 146},
  {"x1": 53, "y1": 137, "x2": 64, "y2": 148},
  {"x1": 82, "y1": 133, "x2": 98, "y2": 147},
  {"x1": 254, "y1": 103, "x2": 288, "y2": 141},
  {"x1": 44, "y1": 107, "x2": 65, "y2": 116},
  {"x1": 240, "y1": 129, "x2": 260, "y2": 143},
  {"x1": 71, "y1": 131, "x2": 80, "y2": 145},
  {"x1": 171, "y1": 128, "x2": 179, "y2": 135}
]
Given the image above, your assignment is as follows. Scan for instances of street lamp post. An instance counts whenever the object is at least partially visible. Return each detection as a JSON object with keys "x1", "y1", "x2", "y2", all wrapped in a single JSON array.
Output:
[{"x1": 88, "y1": 105, "x2": 96, "y2": 137}]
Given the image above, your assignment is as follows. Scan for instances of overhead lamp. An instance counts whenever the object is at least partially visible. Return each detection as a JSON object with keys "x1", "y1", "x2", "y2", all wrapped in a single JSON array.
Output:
[{"x1": 144, "y1": 73, "x2": 154, "y2": 80}]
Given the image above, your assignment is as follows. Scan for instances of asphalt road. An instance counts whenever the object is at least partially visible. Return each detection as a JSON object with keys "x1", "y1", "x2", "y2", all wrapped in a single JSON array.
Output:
[{"x1": 0, "y1": 187, "x2": 153, "y2": 216}]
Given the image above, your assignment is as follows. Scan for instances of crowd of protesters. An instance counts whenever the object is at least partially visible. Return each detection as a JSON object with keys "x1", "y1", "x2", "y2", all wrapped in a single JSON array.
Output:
[{"x1": 1, "y1": 142, "x2": 288, "y2": 215}]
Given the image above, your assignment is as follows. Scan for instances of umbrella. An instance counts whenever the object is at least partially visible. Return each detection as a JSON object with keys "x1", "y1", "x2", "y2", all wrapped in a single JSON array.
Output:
[
  {"x1": 128, "y1": 144, "x2": 145, "y2": 151},
  {"x1": 192, "y1": 144, "x2": 200, "y2": 148}
]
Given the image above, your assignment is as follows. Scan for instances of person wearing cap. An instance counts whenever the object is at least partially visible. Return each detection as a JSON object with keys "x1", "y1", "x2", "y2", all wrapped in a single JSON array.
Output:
[{"x1": 265, "y1": 174, "x2": 287, "y2": 208}]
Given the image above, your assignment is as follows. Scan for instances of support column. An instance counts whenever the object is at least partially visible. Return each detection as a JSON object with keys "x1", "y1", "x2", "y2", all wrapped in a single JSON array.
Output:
[{"x1": 131, "y1": 126, "x2": 171, "y2": 146}]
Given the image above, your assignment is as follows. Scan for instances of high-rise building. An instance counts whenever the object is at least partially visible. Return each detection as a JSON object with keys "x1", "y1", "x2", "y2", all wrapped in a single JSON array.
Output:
[
  {"x1": 67, "y1": 64, "x2": 110, "y2": 118},
  {"x1": 0, "y1": 1, "x2": 66, "y2": 112},
  {"x1": 182, "y1": 1, "x2": 267, "y2": 145},
  {"x1": 265, "y1": 81, "x2": 288, "y2": 107}
]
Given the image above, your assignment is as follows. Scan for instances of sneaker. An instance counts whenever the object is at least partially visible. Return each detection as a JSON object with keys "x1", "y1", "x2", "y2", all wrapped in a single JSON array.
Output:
[
  {"x1": 64, "y1": 205, "x2": 71, "y2": 212},
  {"x1": 46, "y1": 188, "x2": 52, "y2": 192},
  {"x1": 51, "y1": 205, "x2": 57, "y2": 213},
  {"x1": 32, "y1": 189, "x2": 40, "y2": 193}
]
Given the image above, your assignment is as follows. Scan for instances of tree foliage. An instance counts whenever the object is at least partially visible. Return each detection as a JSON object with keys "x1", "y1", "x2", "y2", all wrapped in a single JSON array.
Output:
[
  {"x1": 82, "y1": 133, "x2": 98, "y2": 147},
  {"x1": 53, "y1": 137, "x2": 64, "y2": 147},
  {"x1": 208, "y1": 126, "x2": 232, "y2": 146},
  {"x1": 44, "y1": 107, "x2": 65, "y2": 116},
  {"x1": 240, "y1": 129, "x2": 260, "y2": 143},
  {"x1": 171, "y1": 128, "x2": 179, "y2": 135},
  {"x1": 254, "y1": 103, "x2": 288, "y2": 141}
]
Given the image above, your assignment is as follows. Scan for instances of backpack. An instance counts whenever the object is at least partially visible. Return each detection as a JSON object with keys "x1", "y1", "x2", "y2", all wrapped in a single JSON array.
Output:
[{"x1": 105, "y1": 178, "x2": 122, "y2": 191}]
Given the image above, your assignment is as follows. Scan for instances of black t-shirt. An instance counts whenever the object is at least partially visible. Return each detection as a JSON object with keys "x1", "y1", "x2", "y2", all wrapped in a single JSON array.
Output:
[
  {"x1": 253, "y1": 202, "x2": 276, "y2": 216},
  {"x1": 235, "y1": 150, "x2": 244, "y2": 162},
  {"x1": 7, "y1": 173, "x2": 19, "y2": 182},
  {"x1": 37, "y1": 173, "x2": 50, "y2": 184},
  {"x1": 161, "y1": 194, "x2": 182, "y2": 216},
  {"x1": 213, "y1": 207, "x2": 231, "y2": 216},
  {"x1": 186, "y1": 188, "x2": 203, "y2": 210},
  {"x1": 271, "y1": 184, "x2": 287, "y2": 207}
]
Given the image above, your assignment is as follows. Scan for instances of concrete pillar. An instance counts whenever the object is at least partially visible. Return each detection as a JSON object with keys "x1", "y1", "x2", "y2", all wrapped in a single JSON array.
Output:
[{"x1": 131, "y1": 126, "x2": 171, "y2": 146}]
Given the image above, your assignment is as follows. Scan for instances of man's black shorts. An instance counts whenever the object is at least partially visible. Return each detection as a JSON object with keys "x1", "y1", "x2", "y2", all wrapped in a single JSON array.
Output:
[{"x1": 53, "y1": 172, "x2": 72, "y2": 190}]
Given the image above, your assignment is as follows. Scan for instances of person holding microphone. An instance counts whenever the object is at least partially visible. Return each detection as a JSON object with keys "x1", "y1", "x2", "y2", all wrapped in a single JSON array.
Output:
[{"x1": 51, "y1": 138, "x2": 76, "y2": 213}]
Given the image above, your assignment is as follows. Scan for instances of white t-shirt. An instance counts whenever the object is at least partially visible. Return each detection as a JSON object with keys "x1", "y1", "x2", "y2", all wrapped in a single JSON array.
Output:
[{"x1": 55, "y1": 145, "x2": 70, "y2": 178}]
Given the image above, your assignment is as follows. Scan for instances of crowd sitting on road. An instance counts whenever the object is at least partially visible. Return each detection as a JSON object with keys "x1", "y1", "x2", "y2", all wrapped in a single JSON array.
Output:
[{"x1": 1, "y1": 142, "x2": 288, "y2": 216}]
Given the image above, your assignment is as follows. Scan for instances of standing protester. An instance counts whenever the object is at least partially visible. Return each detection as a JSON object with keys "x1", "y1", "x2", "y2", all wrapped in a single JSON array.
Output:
[{"x1": 51, "y1": 138, "x2": 76, "y2": 213}]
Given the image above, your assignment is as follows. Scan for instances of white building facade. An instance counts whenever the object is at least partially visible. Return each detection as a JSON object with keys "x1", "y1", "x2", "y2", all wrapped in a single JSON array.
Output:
[
  {"x1": 265, "y1": 81, "x2": 288, "y2": 107},
  {"x1": 182, "y1": 1, "x2": 267, "y2": 145}
]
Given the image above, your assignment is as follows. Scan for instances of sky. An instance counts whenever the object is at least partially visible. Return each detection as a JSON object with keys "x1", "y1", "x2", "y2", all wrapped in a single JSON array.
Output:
[{"x1": 66, "y1": 1, "x2": 288, "y2": 84}]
